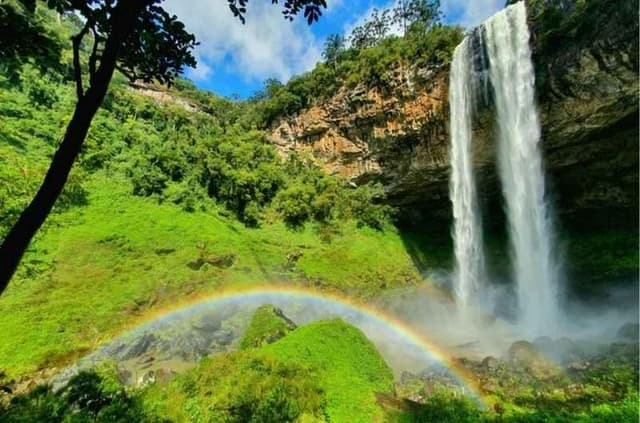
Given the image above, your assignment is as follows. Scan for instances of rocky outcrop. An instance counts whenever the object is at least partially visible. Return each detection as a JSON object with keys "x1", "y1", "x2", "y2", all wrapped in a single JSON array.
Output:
[
  {"x1": 268, "y1": 0, "x2": 638, "y2": 224},
  {"x1": 129, "y1": 82, "x2": 198, "y2": 112},
  {"x1": 270, "y1": 64, "x2": 453, "y2": 220}
]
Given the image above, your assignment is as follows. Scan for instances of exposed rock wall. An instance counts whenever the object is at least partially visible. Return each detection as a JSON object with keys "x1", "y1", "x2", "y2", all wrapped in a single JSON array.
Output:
[{"x1": 268, "y1": 0, "x2": 639, "y2": 224}]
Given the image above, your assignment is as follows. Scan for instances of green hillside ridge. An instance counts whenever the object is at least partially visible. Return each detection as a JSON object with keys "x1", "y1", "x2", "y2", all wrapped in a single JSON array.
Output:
[
  {"x1": 0, "y1": 172, "x2": 419, "y2": 379},
  {"x1": 142, "y1": 319, "x2": 395, "y2": 422}
]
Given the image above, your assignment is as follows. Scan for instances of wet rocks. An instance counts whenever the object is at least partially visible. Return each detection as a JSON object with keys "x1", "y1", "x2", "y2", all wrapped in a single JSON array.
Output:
[
  {"x1": 566, "y1": 360, "x2": 590, "y2": 373},
  {"x1": 118, "y1": 333, "x2": 158, "y2": 360},
  {"x1": 507, "y1": 341, "x2": 542, "y2": 365},
  {"x1": 191, "y1": 313, "x2": 223, "y2": 332},
  {"x1": 480, "y1": 356, "x2": 500, "y2": 371}
]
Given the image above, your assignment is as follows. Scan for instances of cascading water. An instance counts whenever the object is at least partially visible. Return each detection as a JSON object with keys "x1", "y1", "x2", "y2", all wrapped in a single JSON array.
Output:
[
  {"x1": 484, "y1": 1, "x2": 561, "y2": 336},
  {"x1": 448, "y1": 36, "x2": 487, "y2": 308}
]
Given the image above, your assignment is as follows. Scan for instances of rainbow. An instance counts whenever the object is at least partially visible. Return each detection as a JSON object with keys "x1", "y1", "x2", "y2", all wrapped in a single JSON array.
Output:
[{"x1": 99, "y1": 285, "x2": 486, "y2": 403}]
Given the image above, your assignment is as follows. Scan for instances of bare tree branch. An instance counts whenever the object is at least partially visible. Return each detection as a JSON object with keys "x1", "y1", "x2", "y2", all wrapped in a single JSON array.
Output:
[
  {"x1": 89, "y1": 27, "x2": 100, "y2": 85},
  {"x1": 71, "y1": 20, "x2": 91, "y2": 98}
]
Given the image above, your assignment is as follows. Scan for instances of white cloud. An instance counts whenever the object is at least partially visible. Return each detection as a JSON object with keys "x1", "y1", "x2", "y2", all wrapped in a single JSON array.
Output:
[
  {"x1": 441, "y1": 0, "x2": 504, "y2": 28},
  {"x1": 164, "y1": 0, "x2": 323, "y2": 84}
]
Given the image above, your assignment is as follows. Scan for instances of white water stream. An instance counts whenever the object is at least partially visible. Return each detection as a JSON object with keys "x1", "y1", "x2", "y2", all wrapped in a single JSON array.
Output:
[
  {"x1": 449, "y1": 36, "x2": 487, "y2": 308},
  {"x1": 449, "y1": 1, "x2": 562, "y2": 336},
  {"x1": 485, "y1": 1, "x2": 561, "y2": 336}
]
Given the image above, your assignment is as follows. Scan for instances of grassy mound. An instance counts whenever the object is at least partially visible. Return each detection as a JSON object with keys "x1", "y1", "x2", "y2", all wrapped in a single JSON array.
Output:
[
  {"x1": 240, "y1": 304, "x2": 297, "y2": 349},
  {"x1": 141, "y1": 319, "x2": 394, "y2": 422},
  {"x1": 260, "y1": 319, "x2": 394, "y2": 422},
  {"x1": 141, "y1": 352, "x2": 325, "y2": 422}
]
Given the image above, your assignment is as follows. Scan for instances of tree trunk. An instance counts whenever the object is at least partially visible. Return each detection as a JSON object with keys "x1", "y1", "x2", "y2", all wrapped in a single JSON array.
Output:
[{"x1": 0, "y1": 2, "x2": 144, "y2": 296}]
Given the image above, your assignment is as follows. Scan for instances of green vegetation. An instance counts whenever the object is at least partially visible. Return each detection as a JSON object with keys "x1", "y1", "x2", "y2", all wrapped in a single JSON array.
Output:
[
  {"x1": 246, "y1": 1, "x2": 464, "y2": 127},
  {"x1": 260, "y1": 320, "x2": 395, "y2": 422},
  {"x1": 0, "y1": 1, "x2": 637, "y2": 422},
  {"x1": 3, "y1": 317, "x2": 637, "y2": 422},
  {"x1": 141, "y1": 352, "x2": 325, "y2": 422},
  {"x1": 0, "y1": 173, "x2": 418, "y2": 378},
  {"x1": 0, "y1": 367, "x2": 150, "y2": 422},
  {"x1": 0, "y1": 7, "x2": 421, "y2": 379},
  {"x1": 240, "y1": 304, "x2": 296, "y2": 349},
  {"x1": 142, "y1": 319, "x2": 394, "y2": 422}
]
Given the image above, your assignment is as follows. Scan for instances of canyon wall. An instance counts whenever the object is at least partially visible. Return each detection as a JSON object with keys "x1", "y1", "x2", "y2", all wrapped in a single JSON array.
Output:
[{"x1": 268, "y1": 0, "x2": 638, "y2": 224}]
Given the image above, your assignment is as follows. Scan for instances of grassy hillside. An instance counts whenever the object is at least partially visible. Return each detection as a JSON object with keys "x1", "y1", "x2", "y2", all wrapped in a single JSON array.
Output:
[
  {"x1": 142, "y1": 319, "x2": 395, "y2": 422},
  {"x1": 0, "y1": 5, "x2": 424, "y2": 379},
  {"x1": 0, "y1": 171, "x2": 419, "y2": 378}
]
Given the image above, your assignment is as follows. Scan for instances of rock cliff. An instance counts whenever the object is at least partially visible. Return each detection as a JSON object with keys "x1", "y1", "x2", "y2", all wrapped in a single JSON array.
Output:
[{"x1": 268, "y1": 0, "x2": 638, "y2": 224}]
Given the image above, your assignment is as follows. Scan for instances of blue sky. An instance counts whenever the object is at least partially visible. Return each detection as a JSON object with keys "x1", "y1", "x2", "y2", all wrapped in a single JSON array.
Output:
[{"x1": 164, "y1": 0, "x2": 504, "y2": 99}]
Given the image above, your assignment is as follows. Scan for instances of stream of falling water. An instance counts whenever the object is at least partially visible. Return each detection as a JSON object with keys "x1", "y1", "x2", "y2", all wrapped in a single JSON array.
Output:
[
  {"x1": 484, "y1": 1, "x2": 561, "y2": 336},
  {"x1": 448, "y1": 36, "x2": 487, "y2": 308},
  {"x1": 449, "y1": 1, "x2": 562, "y2": 336}
]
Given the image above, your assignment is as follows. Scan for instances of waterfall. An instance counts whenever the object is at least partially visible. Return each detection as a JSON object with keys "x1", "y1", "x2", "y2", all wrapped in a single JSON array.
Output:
[
  {"x1": 484, "y1": 1, "x2": 561, "y2": 336},
  {"x1": 448, "y1": 36, "x2": 487, "y2": 307}
]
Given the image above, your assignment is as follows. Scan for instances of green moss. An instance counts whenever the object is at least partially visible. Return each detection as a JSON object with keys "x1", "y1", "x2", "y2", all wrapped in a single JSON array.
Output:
[
  {"x1": 240, "y1": 304, "x2": 296, "y2": 349},
  {"x1": 141, "y1": 319, "x2": 394, "y2": 422},
  {"x1": 260, "y1": 319, "x2": 395, "y2": 422},
  {"x1": 141, "y1": 351, "x2": 325, "y2": 422}
]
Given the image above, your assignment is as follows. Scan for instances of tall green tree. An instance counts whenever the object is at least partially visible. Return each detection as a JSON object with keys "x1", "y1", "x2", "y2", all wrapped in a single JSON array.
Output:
[
  {"x1": 349, "y1": 8, "x2": 392, "y2": 49},
  {"x1": 0, "y1": 0, "x2": 327, "y2": 296},
  {"x1": 392, "y1": 0, "x2": 441, "y2": 36},
  {"x1": 321, "y1": 33, "x2": 345, "y2": 70}
]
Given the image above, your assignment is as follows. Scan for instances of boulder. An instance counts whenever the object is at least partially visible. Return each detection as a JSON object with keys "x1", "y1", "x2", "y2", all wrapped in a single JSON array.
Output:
[
  {"x1": 191, "y1": 313, "x2": 223, "y2": 332},
  {"x1": 508, "y1": 341, "x2": 542, "y2": 365},
  {"x1": 480, "y1": 356, "x2": 501, "y2": 371},
  {"x1": 203, "y1": 253, "x2": 235, "y2": 268}
]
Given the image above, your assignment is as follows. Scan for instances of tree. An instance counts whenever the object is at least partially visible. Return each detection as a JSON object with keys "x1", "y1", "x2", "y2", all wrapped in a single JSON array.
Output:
[
  {"x1": 321, "y1": 33, "x2": 345, "y2": 70},
  {"x1": 0, "y1": 0, "x2": 328, "y2": 296},
  {"x1": 349, "y1": 8, "x2": 392, "y2": 50},
  {"x1": 0, "y1": 1, "x2": 64, "y2": 82},
  {"x1": 392, "y1": 0, "x2": 441, "y2": 36}
]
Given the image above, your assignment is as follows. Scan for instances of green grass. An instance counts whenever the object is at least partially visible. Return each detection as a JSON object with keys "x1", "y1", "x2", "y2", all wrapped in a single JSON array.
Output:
[
  {"x1": 140, "y1": 351, "x2": 326, "y2": 422},
  {"x1": 0, "y1": 172, "x2": 420, "y2": 378},
  {"x1": 260, "y1": 319, "x2": 394, "y2": 422},
  {"x1": 141, "y1": 319, "x2": 394, "y2": 422},
  {"x1": 240, "y1": 304, "x2": 296, "y2": 349}
]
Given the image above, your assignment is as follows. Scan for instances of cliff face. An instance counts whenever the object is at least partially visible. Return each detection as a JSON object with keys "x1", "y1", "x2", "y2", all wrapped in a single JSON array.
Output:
[{"x1": 268, "y1": 0, "x2": 639, "y2": 224}]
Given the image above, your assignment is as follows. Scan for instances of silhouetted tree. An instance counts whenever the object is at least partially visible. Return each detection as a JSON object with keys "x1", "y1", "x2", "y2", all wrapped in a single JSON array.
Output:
[{"x1": 0, "y1": 0, "x2": 327, "y2": 296}]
